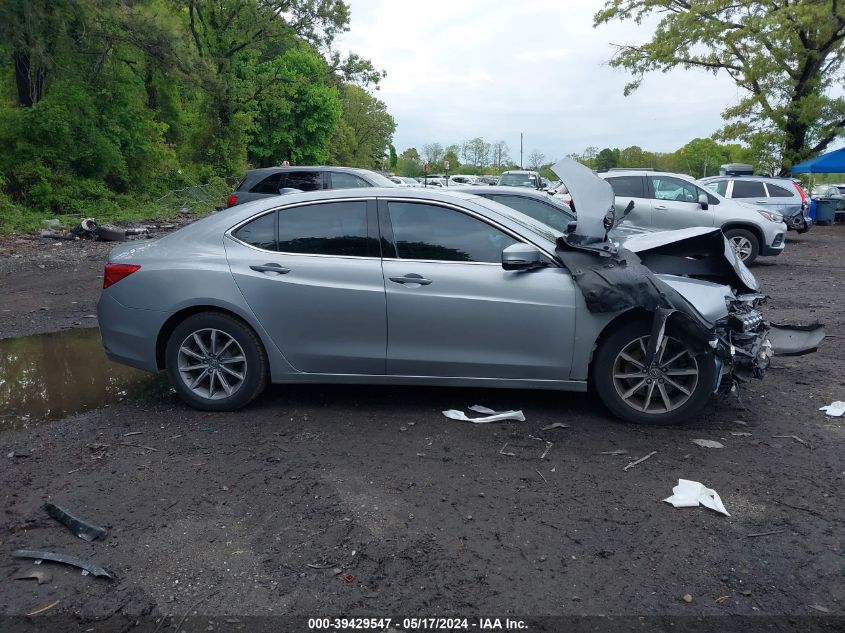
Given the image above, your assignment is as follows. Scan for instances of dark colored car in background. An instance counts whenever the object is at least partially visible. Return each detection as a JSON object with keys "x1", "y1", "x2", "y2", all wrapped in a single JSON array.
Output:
[{"x1": 227, "y1": 166, "x2": 396, "y2": 207}]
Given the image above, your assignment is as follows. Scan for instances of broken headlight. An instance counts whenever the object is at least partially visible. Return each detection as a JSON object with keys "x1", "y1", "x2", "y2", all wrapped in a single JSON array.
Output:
[{"x1": 728, "y1": 310, "x2": 764, "y2": 332}]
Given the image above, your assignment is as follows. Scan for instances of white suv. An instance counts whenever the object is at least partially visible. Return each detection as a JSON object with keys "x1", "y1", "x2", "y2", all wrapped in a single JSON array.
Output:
[{"x1": 599, "y1": 170, "x2": 787, "y2": 264}]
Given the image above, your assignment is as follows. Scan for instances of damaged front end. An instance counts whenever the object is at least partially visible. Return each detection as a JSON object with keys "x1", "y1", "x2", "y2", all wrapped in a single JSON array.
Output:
[{"x1": 551, "y1": 157, "x2": 824, "y2": 397}]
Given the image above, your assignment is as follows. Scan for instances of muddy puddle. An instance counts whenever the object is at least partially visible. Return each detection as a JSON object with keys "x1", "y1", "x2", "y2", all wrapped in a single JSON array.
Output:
[{"x1": 0, "y1": 328, "x2": 165, "y2": 431}]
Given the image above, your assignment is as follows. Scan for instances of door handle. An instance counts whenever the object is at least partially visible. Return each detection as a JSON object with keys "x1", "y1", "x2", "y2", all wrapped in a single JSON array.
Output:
[
  {"x1": 250, "y1": 263, "x2": 290, "y2": 274},
  {"x1": 654, "y1": 205, "x2": 667, "y2": 210},
  {"x1": 389, "y1": 274, "x2": 432, "y2": 286}
]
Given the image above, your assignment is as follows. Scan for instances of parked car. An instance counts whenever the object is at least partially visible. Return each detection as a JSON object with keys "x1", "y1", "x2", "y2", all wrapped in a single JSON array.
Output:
[
  {"x1": 227, "y1": 166, "x2": 396, "y2": 207},
  {"x1": 443, "y1": 186, "x2": 575, "y2": 234},
  {"x1": 546, "y1": 180, "x2": 573, "y2": 207},
  {"x1": 599, "y1": 170, "x2": 787, "y2": 264},
  {"x1": 699, "y1": 175, "x2": 811, "y2": 232},
  {"x1": 98, "y1": 159, "x2": 818, "y2": 424},
  {"x1": 389, "y1": 176, "x2": 420, "y2": 187},
  {"x1": 418, "y1": 177, "x2": 447, "y2": 187},
  {"x1": 449, "y1": 175, "x2": 480, "y2": 186},
  {"x1": 475, "y1": 176, "x2": 499, "y2": 185},
  {"x1": 497, "y1": 170, "x2": 543, "y2": 189},
  {"x1": 812, "y1": 184, "x2": 845, "y2": 221}
]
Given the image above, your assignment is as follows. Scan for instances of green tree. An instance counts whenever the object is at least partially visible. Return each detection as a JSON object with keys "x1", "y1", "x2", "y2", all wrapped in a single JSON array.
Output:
[
  {"x1": 679, "y1": 138, "x2": 730, "y2": 178},
  {"x1": 595, "y1": 0, "x2": 845, "y2": 174},
  {"x1": 328, "y1": 84, "x2": 395, "y2": 169},
  {"x1": 595, "y1": 147, "x2": 619, "y2": 170}
]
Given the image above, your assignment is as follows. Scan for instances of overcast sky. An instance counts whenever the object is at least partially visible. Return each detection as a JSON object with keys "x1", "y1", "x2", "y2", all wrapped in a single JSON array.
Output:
[{"x1": 338, "y1": 0, "x2": 744, "y2": 163}]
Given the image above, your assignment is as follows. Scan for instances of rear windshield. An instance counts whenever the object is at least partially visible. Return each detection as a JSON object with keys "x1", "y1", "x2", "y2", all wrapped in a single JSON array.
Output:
[{"x1": 498, "y1": 173, "x2": 539, "y2": 187}]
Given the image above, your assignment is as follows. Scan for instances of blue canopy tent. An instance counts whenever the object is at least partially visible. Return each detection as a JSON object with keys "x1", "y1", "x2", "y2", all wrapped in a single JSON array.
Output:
[
  {"x1": 791, "y1": 148, "x2": 845, "y2": 224},
  {"x1": 791, "y1": 147, "x2": 845, "y2": 173}
]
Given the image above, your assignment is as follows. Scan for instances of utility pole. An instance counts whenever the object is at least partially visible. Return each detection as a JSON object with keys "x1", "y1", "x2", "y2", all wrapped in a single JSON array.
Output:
[{"x1": 520, "y1": 133, "x2": 523, "y2": 169}]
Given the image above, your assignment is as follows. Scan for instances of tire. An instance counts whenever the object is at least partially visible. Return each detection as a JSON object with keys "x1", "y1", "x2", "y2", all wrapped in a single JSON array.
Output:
[
  {"x1": 165, "y1": 311, "x2": 268, "y2": 411},
  {"x1": 723, "y1": 228, "x2": 760, "y2": 265},
  {"x1": 593, "y1": 320, "x2": 717, "y2": 425}
]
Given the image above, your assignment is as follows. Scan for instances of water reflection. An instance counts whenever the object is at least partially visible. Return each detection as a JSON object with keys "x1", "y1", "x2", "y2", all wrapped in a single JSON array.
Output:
[{"x1": 0, "y1": 328, "x2": 164, "y2": 431}]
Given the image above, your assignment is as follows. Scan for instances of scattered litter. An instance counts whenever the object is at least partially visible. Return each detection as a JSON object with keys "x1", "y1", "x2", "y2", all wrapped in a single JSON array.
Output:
[
  {"x1": 541, "y1": 423, "x2": 569, "y2": 431},
  {"x1": 12, "y1": 550, "x2": 117, "y2": 581},
  {"x1": 13, "y1": 569, "x2": 52, "y2": 585},
  {"x1": 773, "y1": 435, "x2": 812, "y2": 449},
  {"x1": 664, "y1": 479, "x2": 730, "y2": 516},
  {"x1": 342, "y1": 573, "x2": 355, "y2": 584},
  {"x1": 119, "y1": 442, "x2": 158, "y2": 452},
  {"x1": 623, "y1": 450, "x2": 656, "y2": 471},
  {"x1": 745, "y1": 529, "x2": 784, "y2": 538},
  {"x1": 599, "y1": 449, "x2": 628, "y2": 456},
  {"x1": 539, "y1": 442, "x2": 553, "y2": 460},
  {"x1": 732, "y1": 420, "x2": 747, "y2": 426},
  {"x1": 692, "y1": 439, "x2": 725, "y2": 449},
  {"x1": 682, "y1": 594, "x2": 693, "y2": 604},
  {"x1": 26, "y1": 600, "x2": 60, "y2": 616},
  {"x1": 498, "y1": 442, "x2": 516, "y2": 457},
  {"x1": 819, "y1": 401, "x2": 845, "y2": 417},
  {"x1": 809, "y1": 604, "x2": 831, "y2": 614},
  {"x1": 306, "y1": 562, "x2": 335, "y2": 570},
  {"x1": 535, "y1": 469, "x2": 548, "y2": 484},
  {"x1": 42, "y1": 503, "x2": 108, "y2": 542},
  {"x1": 442, "y1": 405, "x2": 525, "y2": 424},
  {"x1": 730, "y1": 432, "x2": 752, "y2": 437},
  {"x1": 123, "y1": 431, "x2": 143, "y2": 437},
  {"x1": 716, "y1": 595, "x2": 730, "y2": 604}
]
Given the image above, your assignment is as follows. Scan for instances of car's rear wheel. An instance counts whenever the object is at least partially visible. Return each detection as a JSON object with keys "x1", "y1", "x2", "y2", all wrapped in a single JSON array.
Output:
[
  {"x1": 593, "y1": 321, "x2": 717, "y2": 425},
  {"x1": 724, "y1": 228, "x2": 760, "y2": 265},
  {"x1": 165, "y1": 311, "x2": 268, "y2": 411}
]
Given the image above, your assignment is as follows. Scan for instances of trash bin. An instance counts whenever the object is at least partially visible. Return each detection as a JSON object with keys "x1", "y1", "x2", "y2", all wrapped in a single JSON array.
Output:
[{"x1": 814, "y1": 198, "x2": 837, "y2": 225}]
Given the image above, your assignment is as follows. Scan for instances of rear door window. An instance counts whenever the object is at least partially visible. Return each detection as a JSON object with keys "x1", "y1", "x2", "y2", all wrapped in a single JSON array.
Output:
[
  {"x1": 277, "y1": 201, "x2": 372, "y2": 257},
  {"x1": 387, "y1": 202, "x2": 516, "y2": 263},
  {"x1": 285, "y1": 171, "x2": 323, "y2": 192},
  {"x1": 731, "y1": 180, "x2": 767, "y2": 198},
  {"x1": 765, "y1": 183, "x2": 793, "y2": 198},
  {"x1": 233, "y1": 212, "x2": 277, "y2": 250},
  {"x1": 605, "y1": 176, "x2": 645, "y2": 198},
  {"x1": 330, "y1": 172, "x2": 370, "y2": 189},
  {"x1": 250, "y1": 173, "x2": 283, "y2": 194}
]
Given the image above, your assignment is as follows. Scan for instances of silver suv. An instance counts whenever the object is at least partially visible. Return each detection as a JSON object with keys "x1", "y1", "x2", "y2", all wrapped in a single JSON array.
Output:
[
  {"x1": 699, "y1": 175, "x2": 810, "y2": 233},
  {"x1": 599, "y1": 170, "x2": 787, "y2": 264}
]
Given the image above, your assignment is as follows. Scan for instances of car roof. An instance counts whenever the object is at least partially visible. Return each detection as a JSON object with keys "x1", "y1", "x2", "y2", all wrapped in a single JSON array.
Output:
[
  {"x1": 170, "y1": 187, "x2": 561, "y2": 253},
  {"x1": 244, "y1": 166, "x2": 378, "y2": 175},
  {"x1": 500, "y1": 170, "x2": 538, "y2": 174},
  {"x1": 699, "y1": 175, "x2": 795, "y2": 183},
  {"x1": 443, "y1": 185, "x2": 560, "y2": 200}
]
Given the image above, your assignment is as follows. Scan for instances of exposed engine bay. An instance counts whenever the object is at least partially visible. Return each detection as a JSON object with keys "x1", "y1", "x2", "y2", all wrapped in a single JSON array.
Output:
[{"x1": 550, "y1": 157, "x2": 824, "y2": 395}]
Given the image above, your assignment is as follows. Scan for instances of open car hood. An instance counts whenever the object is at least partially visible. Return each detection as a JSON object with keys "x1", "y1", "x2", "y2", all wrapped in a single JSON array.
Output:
[{"x1": 550, "y1": 157, "x2": 614, "y2": 240}]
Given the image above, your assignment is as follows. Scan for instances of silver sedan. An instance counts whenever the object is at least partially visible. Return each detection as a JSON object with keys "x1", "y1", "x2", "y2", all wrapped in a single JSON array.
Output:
[{"x1": 98, "y1": 160, "x2": 817, "y2": 424}]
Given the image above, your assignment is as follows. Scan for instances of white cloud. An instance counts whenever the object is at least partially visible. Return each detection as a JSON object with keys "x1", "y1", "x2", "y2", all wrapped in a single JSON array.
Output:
[{"x1": 337, "y1": 0, "x2": 742, "y2": 161}]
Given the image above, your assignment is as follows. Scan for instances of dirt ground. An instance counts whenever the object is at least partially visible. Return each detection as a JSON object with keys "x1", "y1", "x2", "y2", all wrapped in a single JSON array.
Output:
[{"x1": 0, "y1": 224, "x2": 844, "y2": 630}]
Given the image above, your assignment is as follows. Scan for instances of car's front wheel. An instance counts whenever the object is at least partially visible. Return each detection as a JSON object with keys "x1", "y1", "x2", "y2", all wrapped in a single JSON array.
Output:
[
  {"x1": 165, "y1": 311, "x2": 268, "y2": 411},
  {"x1": 724, "y1": 228, "x2": 760, "y2": 265},
  {"x1": 593, "y1": 321, "x2": 717, "y2": 425}
]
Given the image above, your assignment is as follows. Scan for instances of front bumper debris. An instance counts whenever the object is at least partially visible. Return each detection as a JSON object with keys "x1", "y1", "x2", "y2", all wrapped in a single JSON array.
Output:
[{"x1": 767, "y1": 323, "x2": 825, "y2": 356}]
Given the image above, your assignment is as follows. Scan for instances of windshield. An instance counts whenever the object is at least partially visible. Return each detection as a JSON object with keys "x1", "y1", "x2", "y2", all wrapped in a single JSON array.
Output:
[
  {"x1": 472, "y1": 196, "x2": 562, "y2": 245},
  {"x1": 357, "y1": 170, "x2": 397, "y2": 187},
  {"x1": 498, "y1": 173, "x2": 539, "y2": 187}
]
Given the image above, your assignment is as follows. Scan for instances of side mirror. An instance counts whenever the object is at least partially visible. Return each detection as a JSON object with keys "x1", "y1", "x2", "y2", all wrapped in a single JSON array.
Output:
[
  {"x1": 502, "y1": 243, "x2": 545, "y2": 271},
  {"x1": 698, "y1": 193, "x2": 709, "y2": 210}
]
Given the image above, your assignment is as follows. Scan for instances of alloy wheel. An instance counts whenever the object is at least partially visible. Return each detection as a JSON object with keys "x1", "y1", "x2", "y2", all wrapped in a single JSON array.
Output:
[
  {"x1": 729, "y1": 235, "x2": 753, "y2": 261},
  {"x1": 612, "y1": 335, "x2": 699, "y2": 414},
  {"x1": 177, "y1": 328, "x2": 247, "y2": 400}
]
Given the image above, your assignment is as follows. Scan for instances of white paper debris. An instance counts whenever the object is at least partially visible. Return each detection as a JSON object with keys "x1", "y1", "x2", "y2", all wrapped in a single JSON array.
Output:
[
  {"x1": 664, "y1": 479, "x2": 730, "y2": 516},
  {"x1": 819, "y1": 401, "x2": 845, "y2": 417},
  {"x1": 692, "y1": 439, "x2": 725, "y2": 449},
  {"x1": 442, "y1": 405, "x2": 525, "y2": 424}
]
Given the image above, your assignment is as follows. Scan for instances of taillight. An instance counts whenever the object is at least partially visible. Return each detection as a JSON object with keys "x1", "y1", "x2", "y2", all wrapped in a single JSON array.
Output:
[
  {"x1": 226, "y1": 194, "x2": 238, "y2": 207},
  {"x1": 793, "y1": 181, "x2": 807, "y2": 203},
  {"x1": 103, "y1": 263, "x2": 140, "y2": 289}
]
